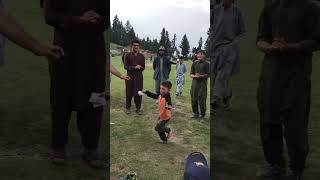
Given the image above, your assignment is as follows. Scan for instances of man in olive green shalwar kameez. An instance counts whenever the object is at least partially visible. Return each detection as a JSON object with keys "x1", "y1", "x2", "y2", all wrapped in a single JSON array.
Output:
[{"x1": 190, "y1": 50, "x2": 210, "y2": 120}]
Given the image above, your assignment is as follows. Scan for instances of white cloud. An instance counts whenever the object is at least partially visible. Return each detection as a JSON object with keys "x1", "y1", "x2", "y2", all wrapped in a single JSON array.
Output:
[
  {"x1": 110, "y1": 0, "x2": 210, "y2": 48},
  {"x1": 111, "y1": 0, "x2": 209, "y2": 19}
]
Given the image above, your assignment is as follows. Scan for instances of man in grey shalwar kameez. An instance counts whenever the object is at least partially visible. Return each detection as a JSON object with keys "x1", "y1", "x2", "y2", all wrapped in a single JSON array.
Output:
[{"x1": 210, "y1": 0, "x2": 245, "y2": 113}]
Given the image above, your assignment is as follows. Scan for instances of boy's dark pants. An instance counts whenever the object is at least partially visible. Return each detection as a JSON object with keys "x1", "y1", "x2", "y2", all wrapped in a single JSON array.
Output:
[
  {"x1": 51, "y1": 106, "x2": 103, "y2": 151},
  {"x1": 155, "y1": 120, "x2": 171, "y2": 141},
  {"x1": 257, "y1": 60, "x2": 310, "y2": 173},
  {"x1": 192, "y1": 95, "x2": 207, "y2": 116},
  {"x1": 126, "y1": 95, "x2": 142, "y2": 110}
]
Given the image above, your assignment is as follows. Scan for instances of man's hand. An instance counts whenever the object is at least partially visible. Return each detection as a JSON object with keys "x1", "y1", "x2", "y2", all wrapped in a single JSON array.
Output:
[
  {"x1": 79, "y1": 10, "x2": 101, "y2": 24},
  {"x1": 195, "y1": 73, "x2": 203, "y2": 77},
  {"x1": 135, "y1": 65, "x2": 142, "y2": 69},
  {"x1": 271, "y1": 38, "x2": 286, "y2": 52},
  {"x1": 191, "y1": 74, "x2": 200, "y2": 79},
  {"x1": 34, "y1": 44, "x2": 64, "y2": 59},
  {"x1": 272, "y1": 38, "x2": 300, "y2": 53},
  {"x1": 121, "y1": 75, "x2": 130, "y2": 81},
  {"x1": 257, "y1": 41, "x2": 282, "y2": 55}
]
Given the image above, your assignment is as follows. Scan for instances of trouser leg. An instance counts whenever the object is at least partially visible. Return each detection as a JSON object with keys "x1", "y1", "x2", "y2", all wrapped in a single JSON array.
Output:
[
  {"x1": 260, "y1": 122, "x2": 285, "y2": 166},
  {"x1": 76, "y1": 107, "x2": 103, "y2": 150},
  {"x1": 155, "y1": 120, "x2": 170, "y2": 141},
  {"x1": 126, "y1": 96, "x2": 132, "y2": 110},
  {"x1": 134, "y1": 95, "x2": 142, "y2": 110},
  {"x1": 199, "y1": 94, "x2": 207, "y2": 116},
  {"x1": 191, "y1": 98, "x2": 199, "y2": 115},
  {"x1": 284, "y1": 78, "x2": 310, "y2": 173},
  {"x1": 51, "y1": 108, "x2": 72, "y2": 151}
]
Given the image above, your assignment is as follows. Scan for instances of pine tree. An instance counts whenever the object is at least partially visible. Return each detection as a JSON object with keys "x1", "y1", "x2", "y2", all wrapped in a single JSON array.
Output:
[
  {"x1": 111, "y1": 15, "x2": 121, "y2": 44},
  {"x1": 159, "y1": 28, "x2": 166, "y2": 47},
  {"x1": 125, "y1": 21, "x2": 132, "y2": 33},
  {"x1": 205, "y1": 28, "x2": 213, "y2": 61},
  {"x1": 192, "y1": 47, "x2": 198, "y2": 54},
  {"x1": 152, "y1": 39, "x2": 159, "y2": 53},
  {"x1": 171, "y1": 34, "x2": 178, "y2": 57},
  {"x1": 141, "y1": 38, "x2": 146, "y2": 49},
  {"x1": 118, "y1": 21, "x2": 128, "y2": 46},
  {"x1": 197, "y1": 37, "x2": 203, "y2": 51},
  {"x1": 128, "y1": 27, "x2": 136, "y2": 43},
  {"x1": 165, "y1": 31, "x2": 172, "y2": 56},
  {"x1": 179, "y1": 34, "x2": 190, "y2": 59}
]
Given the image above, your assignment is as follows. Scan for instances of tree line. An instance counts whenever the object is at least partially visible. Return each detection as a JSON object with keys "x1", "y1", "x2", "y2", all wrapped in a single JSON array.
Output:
[{"x1": 111, "y1": 15, "x2": 208, "y2": 59}]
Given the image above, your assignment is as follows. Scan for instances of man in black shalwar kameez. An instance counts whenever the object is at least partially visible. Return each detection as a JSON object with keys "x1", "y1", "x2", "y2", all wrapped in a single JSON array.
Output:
[
  {"x1": 124, "y1": 40, "x2": 145, "y2": 115},
  {"x1": 44, "y1": 0, "x2": 107, "y2": 168}
]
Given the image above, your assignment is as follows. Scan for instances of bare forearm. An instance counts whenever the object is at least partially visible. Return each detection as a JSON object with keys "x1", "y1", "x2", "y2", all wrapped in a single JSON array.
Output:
[
  {"x1": 0, "y1": 8, "x2": 41, "y2": 54},
  {"x1": 110, "y1": 64, "x2": 124, "y2": 79}
]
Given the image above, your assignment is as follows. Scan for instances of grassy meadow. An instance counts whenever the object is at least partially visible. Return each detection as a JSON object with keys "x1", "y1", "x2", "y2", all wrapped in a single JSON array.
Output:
[{"x1": 110, "y1": 56, "x2": 210, "y2": 179}]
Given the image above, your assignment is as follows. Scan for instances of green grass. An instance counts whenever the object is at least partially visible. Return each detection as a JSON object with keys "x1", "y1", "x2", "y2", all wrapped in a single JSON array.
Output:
[
  {"x1": 212, "y1": 1, "x2": 320, "y2": 179},
  {"x1": 0, "y1": 1, "x2": 107, "y2": 179},
  {"x1": 110, "y1": 57, "x2": 210, "y2": 179}
]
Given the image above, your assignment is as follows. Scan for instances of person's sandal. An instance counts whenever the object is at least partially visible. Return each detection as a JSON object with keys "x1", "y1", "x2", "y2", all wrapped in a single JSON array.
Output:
[
  {"x1": 50, "y1": 151, "x2": 67, "y2": 165},
  {"x1": 136, "y1": 109, "x2": 143, "y2": 115},
  {"x1": 81, "y1": 151, "x2": 105, "y2": 169}
]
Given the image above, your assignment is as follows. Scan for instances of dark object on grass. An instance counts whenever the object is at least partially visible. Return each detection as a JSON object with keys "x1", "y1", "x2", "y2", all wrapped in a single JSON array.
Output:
[{"x1": 184, "y1": 152, "x2": 210, "y2": 180}]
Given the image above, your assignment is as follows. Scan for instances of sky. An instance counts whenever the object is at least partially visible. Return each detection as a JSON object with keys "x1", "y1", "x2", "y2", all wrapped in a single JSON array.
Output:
[{"x1": 110, "y1": 0, "x2": 210, "y2": 49}]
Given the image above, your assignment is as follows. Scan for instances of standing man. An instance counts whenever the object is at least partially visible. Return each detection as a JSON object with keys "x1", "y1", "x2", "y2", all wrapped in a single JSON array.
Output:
[
  {"x1": 124, "y1": 40, "x2": 145, "y2": 115},
  {"x1": 175, "y1": 57, "x2": 187, "y2": 96},
  {"x1": 256, "y1": 0, "x2": 320, "y2": 179},
  {"x1": 210, "y1": 0, "x2": 245, "y2": 114},
  {"x1": 190, "y1": 50, "x2": 210, "y2": 120},
  {"x1": 44, "y1": 0, "x2": 107, "y2": 168},
  {"x1": 153, "y1": 46, "x2": 172, "y2": 95}
]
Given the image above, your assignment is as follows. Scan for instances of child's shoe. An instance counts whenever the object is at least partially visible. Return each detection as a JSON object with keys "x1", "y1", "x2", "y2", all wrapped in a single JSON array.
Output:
[{"x1": 160, "y1": 140, "x2": 168, "y2": 144}]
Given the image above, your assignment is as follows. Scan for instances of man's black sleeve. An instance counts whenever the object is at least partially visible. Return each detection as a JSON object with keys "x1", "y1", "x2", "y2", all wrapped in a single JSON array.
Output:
[
  {"x1": 299, "y1": 2, "x2": 320, "y2": 53},
  {"x1": 257, "y1": 6, "x2": 272, "y2": 43}
]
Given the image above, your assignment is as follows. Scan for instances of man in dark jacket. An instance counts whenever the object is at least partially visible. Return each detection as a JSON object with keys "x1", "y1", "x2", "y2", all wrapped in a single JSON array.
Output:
[
  {"x1": 256, "y1": 0, "x2": 320, "y2": 179},
  {"x1": 153, "y1": 46, "x2": 172, "y2": 95},
  {"x1": 44, "y1": 0, "x2": 107, "y2": 168}
]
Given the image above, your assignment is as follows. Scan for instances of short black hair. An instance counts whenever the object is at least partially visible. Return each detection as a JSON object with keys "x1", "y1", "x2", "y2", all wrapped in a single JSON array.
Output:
[
  {"x1": 161, "y1": 81, "x2": 172, "y2": 90},
  {"x1": 197, "y1": 49, "x2": 206, "y2": 55},
  {"x1": 132, "y1": 39, "x2": 141, "y2": 45}
]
